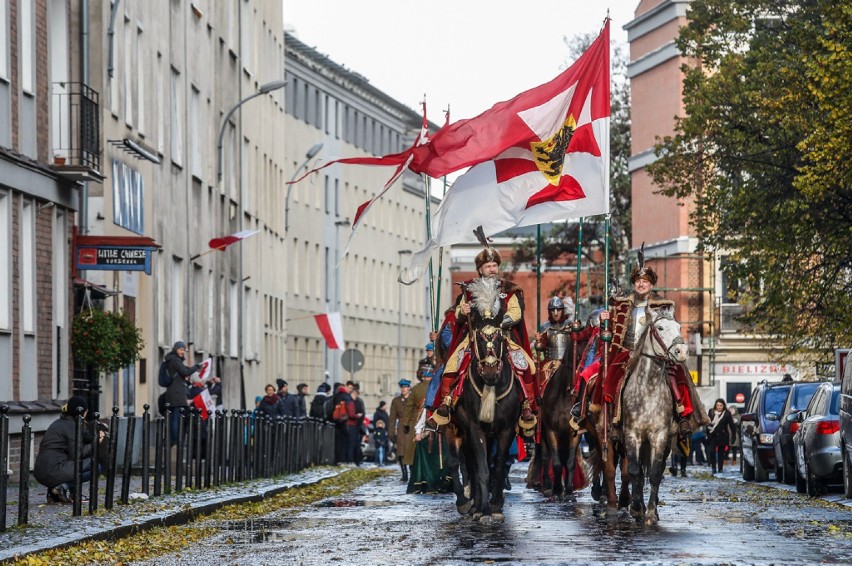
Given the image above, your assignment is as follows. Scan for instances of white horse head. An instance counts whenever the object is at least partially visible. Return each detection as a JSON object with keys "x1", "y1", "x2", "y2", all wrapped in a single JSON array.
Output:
[{"x1": 644, "y1": 307, "x2": 688, "y2": 363}]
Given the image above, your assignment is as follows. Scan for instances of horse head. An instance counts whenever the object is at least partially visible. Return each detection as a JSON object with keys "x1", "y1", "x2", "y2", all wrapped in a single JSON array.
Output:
[
  {"x1": 472, "y1": 324, "x2": 506, "y2": 386},
  {"x1": 644, "y1": 306, "x2": 688, "y2": 363}
]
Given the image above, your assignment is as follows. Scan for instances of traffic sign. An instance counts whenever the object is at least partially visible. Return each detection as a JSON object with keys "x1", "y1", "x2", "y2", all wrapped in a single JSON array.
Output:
[{"x1": 341, "y1": 348, "x2": 364, "y2": 373}]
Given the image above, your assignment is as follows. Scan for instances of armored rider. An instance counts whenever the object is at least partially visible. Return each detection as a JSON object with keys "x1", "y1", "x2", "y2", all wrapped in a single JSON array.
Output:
[
  {"x1": 431, "y1": 247, "x2": 538, "y2": 432},
  {"x1": 589, "y1": 254, "x2": 697, "y2": 437},
  {"x1": 533, "y1": 296, "x2": 574, "y2": 393}
]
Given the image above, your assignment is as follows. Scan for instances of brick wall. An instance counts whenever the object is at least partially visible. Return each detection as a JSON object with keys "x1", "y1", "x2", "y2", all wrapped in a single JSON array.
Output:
[
  {"x1": 11, "y1": 193, "x2": 20, "y2": 400},
  {"x1": 36, "y1": 205, "x2": 54, "y2": 399}
]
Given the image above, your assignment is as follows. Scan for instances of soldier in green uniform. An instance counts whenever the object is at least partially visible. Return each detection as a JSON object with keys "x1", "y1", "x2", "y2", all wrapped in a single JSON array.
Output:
[{"x1": 388, "y1": 378, "x2": 412, "y2": 482}]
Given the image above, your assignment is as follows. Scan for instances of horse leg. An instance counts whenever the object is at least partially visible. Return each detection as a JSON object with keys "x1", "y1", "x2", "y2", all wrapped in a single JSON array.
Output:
[
  {"x1": 645, "y1": 441, "x2": 670, "y2": 525},
  {"x1": 469, "y1": 432, "x2": 491, "y2": 521},
  {"x1": 617, "y1": 453, "x2": 631, "y2": 510},
  {"x1": 446, "y1": 431, "x2": 471, "y2": 515},
  {"x1": 545, "y1": 429, "x2": 563, "y2": 501},
  {"x1": 562, "y1": 429, "x2": 580, "y2": 502},
  {"x1": 626, "y1": 441, "x2": 646, "y2": 522},
  {"x1": 603, "y1": 441, "x2": 619, "y2": 516},
  {"x1": 486, "y1": 428, "x2": 514, "y2": 521}
]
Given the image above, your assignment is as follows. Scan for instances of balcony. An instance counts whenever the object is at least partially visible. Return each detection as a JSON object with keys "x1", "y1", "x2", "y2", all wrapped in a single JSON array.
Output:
[{"x1": 51, "y1": 82, "x2": 104, "y2": 182}]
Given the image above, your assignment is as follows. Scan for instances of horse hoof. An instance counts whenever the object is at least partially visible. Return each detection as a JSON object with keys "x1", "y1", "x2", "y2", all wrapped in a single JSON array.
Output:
[
  {"x1": 491, "y1": 512, "x2": 505, "y2": 523},
  {"x1": 542, "y1": 489, "x2": 553, "y2": 498},
  {"x1": 457, "y1": 501, "x2": 472, "y2": 515},
  {"x1": 605, "y1": 507, "x2": 618, "y2": 519},
  {"x1": 644, "y1": 515, "x2": 658, "y2": 526},
  {"x1": 472, "y1": 512, "x2": 484, "y2": 522}
]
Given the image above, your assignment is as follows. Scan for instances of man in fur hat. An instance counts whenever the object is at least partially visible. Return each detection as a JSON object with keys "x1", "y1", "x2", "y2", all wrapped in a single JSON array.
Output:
[
  {"x1": 430, "y1": 246, "x2": 538, "y2": 432},
  {"x1": 589, "y1": 255, "x2": 703, "y2": 438}
]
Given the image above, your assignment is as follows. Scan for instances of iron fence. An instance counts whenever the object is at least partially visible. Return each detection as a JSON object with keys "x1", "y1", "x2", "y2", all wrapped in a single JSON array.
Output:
[{"x1": 0, "y1": 404, "x2": 336, "y2": 530}]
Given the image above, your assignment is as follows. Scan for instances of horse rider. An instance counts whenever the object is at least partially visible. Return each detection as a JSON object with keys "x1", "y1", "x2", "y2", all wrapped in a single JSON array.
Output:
[
  {"x1": 588, "y1": 256, "x2": 696, "y2": 439},
  {"x1": 569, "y1": 307, "x2": 605, "y2": 420},
  {"x1": 533, "y1": 296, "x2": 574, "y2": 393},
  {"x1": 430, "y1": 246, "x2": 538, "y2": 432}
]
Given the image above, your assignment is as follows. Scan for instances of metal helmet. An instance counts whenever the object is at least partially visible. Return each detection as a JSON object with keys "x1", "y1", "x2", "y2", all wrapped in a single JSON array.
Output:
[{"x1": 547, "y1": 297, "x2": 564, "y2": 311}]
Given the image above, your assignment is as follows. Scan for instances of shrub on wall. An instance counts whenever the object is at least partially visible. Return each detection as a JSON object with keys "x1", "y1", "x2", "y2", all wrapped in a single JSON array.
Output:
[{"x1": 71, "y1": 309, "x2": 144, "y2": 374}]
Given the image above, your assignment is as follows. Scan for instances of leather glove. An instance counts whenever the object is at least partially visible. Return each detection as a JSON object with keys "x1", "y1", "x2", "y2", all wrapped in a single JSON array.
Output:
[{"x1": 500, "y1": 315, "x2": 515, "y2": 330}]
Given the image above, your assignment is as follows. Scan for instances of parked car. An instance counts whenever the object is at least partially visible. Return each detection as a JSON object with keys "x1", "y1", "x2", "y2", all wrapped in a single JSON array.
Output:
[
  {"x1": 741, "y1": 380, "x2": 792, "y2": 482},
  {"x1": 773, "y1": 381, "x2": 821, "y2": 485},
  {"x1": 838, "y1": 358, "x2": 852, "y2": 498},
  {"x1": 791, "y1": 382, "x2": 841, "y2": 496}
]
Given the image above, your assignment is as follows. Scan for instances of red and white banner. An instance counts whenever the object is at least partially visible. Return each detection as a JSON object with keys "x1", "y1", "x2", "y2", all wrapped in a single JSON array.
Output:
[
  {"x1": 192, "y1": 388, "x2": 215, "y2": 420},
  {"x1": 208, "y1": 229, "x2": 259, "y2": 252},
  {"x1": 314, "y1": 311, "x2": 345, "y2": 350},
  {"x1": 400, "y1": 22, "x2": 611, "y2": 284}
]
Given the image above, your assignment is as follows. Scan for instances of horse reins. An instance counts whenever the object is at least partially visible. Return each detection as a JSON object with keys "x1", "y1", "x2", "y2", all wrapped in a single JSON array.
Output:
[{"x1": 468, "y1": 328, "x2": 513, "y2": 401}]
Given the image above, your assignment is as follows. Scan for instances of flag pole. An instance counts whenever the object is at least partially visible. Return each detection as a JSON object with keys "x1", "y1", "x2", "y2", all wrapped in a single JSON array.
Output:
[
  {"x1": 600, "y1": 214, "x2": 612, "y2": 462},
  {"x1": 433, "y1": 174, "x2": 449, "y2": 332},
  {"x1": 536, "y1": 225, "x2": 542, "y2": 332},
  {"x1": 571, "y1": 218, "x2": 584, "y2": 381}
]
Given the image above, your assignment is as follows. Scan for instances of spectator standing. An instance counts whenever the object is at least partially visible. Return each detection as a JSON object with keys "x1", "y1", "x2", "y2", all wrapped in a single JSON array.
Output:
[
  {"x1": 706, "y1": 398, "x2": 737, "y2": 474},
  {"x1": 310, "y1": 383, "x2": 331, "y2": 419},
  {"x1": 278, "y1": 379, "x2": 298, "y2": 418},
  {"x1": 295, "y1": 383, "x2": 309, "y2": 419},
  {"x1": 207, "y1": 375, "x2": 224, "y2": 412},
  {"x1": 372, "y1": 401, "x2": 389, "y2": 430},
  {"x1": 34, "y1": 396, "x2": 106, "y2": 503},
  {"x1": 373, "y1": 419, "x2": 390, "y2": 467},
  {"x1": 728, "y1": 405, "x2": 742, "y2": 465},
  {"x1": 351, "y1": 386, "x2": 367, "y2": 466},
  {"x1": 163, "y1": 341, "x2": 201, "y2": 445},
  {"x1": 257, "y1": 384, "x2": 285, "y2": 418},
  {"x1": 332, "y1": 383, "x2": 357, "y2": 464}
]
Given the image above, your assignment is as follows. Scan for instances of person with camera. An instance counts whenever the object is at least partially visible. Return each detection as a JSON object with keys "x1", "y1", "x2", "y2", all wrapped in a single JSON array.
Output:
[
  {"x1": 34, "y1": 396, "x2": 106, "y2": 504},
  {"x1": 163, "y1": 341, "x2": 202, "y2": 444}
]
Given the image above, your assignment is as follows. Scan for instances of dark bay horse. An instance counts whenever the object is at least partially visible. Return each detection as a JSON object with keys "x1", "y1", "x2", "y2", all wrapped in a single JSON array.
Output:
[
  {"x1": 537, "y1": 338, "x2": 586, "y2": 501},
  {"x1": 446, "y1": 279, "x2": 522, "y2": 523},
  {"x1": 589, "y1": 307, "x2": 688, "y2": 524}
]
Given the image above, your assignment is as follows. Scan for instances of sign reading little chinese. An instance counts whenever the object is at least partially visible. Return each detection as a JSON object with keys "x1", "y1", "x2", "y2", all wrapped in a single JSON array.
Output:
[{"x1": 74, "y1": 232, "x2": 160, "y2": 276}]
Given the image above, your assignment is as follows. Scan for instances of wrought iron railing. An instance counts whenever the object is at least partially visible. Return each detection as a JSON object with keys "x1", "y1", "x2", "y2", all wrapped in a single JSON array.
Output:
[{"x1": 51, "y1": 82, "x2": 101, "y2": 172}]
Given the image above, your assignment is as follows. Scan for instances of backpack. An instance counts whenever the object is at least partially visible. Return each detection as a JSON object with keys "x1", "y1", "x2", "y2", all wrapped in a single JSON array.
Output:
[
  {"x1": 332, "y1": 400, "x2": 349, "y2": 423},
  {"x1": 158, "y1": 361, "x2": 173, "y2": 388},
  {"x1": 309, "y1": 395, "x2": 326, "y2": 419},
  {"x1": 323, "y1": 397, "x2": 335, "y2": 422}
]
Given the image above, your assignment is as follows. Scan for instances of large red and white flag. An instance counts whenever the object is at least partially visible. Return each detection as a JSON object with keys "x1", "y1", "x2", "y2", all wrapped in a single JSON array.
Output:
[
  {"x1": 314, "y1": 311, "x2": 345, "y2": 350},
  {"x1": 400, "y1": 22, "x2": 611, "y2": 283},
  {"x1": 192, "y1": 388, "x2": 215, "y2": 420},
  {"x1": 208, "y1": 229, "x2": 258, "y2": 252}
]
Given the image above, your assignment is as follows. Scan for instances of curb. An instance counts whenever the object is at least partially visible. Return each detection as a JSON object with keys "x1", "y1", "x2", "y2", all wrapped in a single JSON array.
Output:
[{"x1": 0, "y1": 467, "x2": 346, "y2": 563}]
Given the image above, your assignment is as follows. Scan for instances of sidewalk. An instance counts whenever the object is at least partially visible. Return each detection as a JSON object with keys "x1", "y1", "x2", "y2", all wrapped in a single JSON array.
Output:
[{"x1": 0, "y1": 467, "x2": 346, "y2": 562}]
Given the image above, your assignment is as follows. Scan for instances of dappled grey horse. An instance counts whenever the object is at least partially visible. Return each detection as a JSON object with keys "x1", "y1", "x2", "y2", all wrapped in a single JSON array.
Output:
[{"x1": 619, "y1": 307, "x2": 688, "y2": 524}]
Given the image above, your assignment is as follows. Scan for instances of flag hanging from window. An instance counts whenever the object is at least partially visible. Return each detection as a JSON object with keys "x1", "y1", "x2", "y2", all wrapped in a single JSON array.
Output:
[
  {"x1": 314, "y1": 311, "x2": 345, "y2": 350},
  {"x1": 208, "y1": 229, "x2": 259, "y2": 251},
  {"x1": 400, "y1": 21, "x2": 611, "y2": 284}
]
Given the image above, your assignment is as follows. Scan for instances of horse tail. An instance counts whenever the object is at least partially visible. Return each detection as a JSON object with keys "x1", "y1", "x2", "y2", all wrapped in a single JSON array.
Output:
[
  {"x1": 586, "y1": 427, "x2": 604, "y2": 479},
  {"x1": 479, "y1": 384, "x2": 496, "y2": 423}
]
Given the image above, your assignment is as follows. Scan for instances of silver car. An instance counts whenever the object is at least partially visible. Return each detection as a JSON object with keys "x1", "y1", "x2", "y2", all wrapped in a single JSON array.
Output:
[{"x1": 791, "y1": 382, "x2": 841, "y2": 496}]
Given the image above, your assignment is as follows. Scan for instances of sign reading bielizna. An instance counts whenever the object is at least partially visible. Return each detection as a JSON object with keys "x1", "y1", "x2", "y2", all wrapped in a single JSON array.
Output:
[{"x1": 74, "y1": 232, "x2": 160, "y2": 275}]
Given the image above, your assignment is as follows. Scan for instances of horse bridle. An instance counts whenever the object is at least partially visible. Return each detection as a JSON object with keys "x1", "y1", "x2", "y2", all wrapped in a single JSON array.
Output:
[
  {"x1": 645, "y1": 314, "x2": 685, "y2": 363},
  {"x1": 468, "y1": 325, "x2": 514, "y2": 401}
]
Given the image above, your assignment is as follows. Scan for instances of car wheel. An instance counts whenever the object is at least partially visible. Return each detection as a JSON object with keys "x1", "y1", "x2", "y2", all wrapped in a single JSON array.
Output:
[
  {"x1": 805, "y1": 458, "x2": 821, "y2": 497},
  {"x1": 742, "y1": 454, "x2": 755, "y2": 481},
  {"x1": 843, "y1": 447, "x2": 852, "y2": 499},
  {"x1": 795, "y1": 461, "x2": 806, "y2": 494},
  {"x1": 754, "y1": 453, "x2": 768, "y2": 482}
]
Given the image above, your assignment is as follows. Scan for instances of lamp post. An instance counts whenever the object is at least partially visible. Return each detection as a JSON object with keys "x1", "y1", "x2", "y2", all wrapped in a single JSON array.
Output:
[
  {"x1": 397, "y1": 249, "x2": 412, "y2": 379},
  {"x1": 284, "y1": 142, "x2": 324, "y2": 233},
  {"x1": 216, "y1": 79, "x2": 287, "y2": 182}
]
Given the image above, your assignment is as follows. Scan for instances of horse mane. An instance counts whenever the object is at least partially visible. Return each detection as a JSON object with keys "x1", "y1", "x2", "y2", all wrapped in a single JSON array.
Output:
[{"x1": 624, "y1": 309, "x2": 673, "y2": 375}]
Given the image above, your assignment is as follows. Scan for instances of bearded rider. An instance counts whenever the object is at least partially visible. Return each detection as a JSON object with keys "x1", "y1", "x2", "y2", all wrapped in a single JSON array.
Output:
[
  {"x1": 431, "y1": 247, "x2": 538, "y2": 432},
  {"x1": 588, "y1": 260, "x2": 697, "y2": 438},
  {"x1": 533, "y1": 296, "x2": 574, "y2": 393}
]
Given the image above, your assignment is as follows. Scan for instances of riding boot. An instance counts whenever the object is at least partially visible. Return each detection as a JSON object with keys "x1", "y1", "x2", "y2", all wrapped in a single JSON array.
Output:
[
  {"x1": 666, "y1": 366, "x2": 686, "y2": 415},
  {"x1": 432, "y1": 396, "x2": 453, "y2": 426},
  {"x1": 400, "y1": 462, "x2": 409, "y2": 482},
  {"x1": 678, "y1": 415, "x2": 691, "y2": 437}
]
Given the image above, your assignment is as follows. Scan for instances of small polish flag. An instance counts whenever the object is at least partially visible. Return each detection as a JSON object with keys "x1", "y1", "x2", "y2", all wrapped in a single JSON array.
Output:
[
  {"x1": 208, "y1": 229, "x2": 259, "y2": 251},
  {"x1": 314, "y1": 311, "x2": 345, "y2": 350},
  {"x1": 192, "y1": 357, "x2": 213, "y2": 383}
]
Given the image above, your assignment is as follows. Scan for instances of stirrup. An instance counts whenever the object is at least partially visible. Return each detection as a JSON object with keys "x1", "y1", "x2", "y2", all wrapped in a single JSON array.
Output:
[
  {"x1": 431, "y1": 398, "x2": 452, "y2": 426},
  {"x1": 518, "y1": 401, "x2": 537, "y2": 431}
]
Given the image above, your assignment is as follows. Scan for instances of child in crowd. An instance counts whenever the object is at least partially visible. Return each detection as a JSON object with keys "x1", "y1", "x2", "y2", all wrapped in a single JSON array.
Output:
[{"x1": 373, "y1": 419, "x2": 390, "y2": 467}]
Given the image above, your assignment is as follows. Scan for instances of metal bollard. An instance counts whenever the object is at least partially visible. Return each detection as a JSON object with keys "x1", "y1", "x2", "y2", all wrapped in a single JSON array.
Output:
[
  {"x1": 89, "y1": 412, "x2": 101, "y2": 514},
  {"x1": 153, "y1": 417, "x2": 164, "y2": 496},
  {"x1": 229, "y1": 410, "x2": 239, "y2": 483},
  {"x1": 142, "y1": 404, "x2": 150, "y2": 494},
  {"x1": 194, "y1": 409, "x2": 203, "y2": 488},
  {"x1": 72, "y1": 407, "x2": 84, "y2": 517},
  {"x1": 120, "y1": 415, "x2": 135, "y2": 504},
  {"x1": 163, "y1": 403, "x2": 172, "y2": 494},
  {"x1": 104, "y1": 407, "x2": 119, "y2": 509},
  {"x1": 175, "y1": 407, "x2": 185, "y2": 492},
  {"x1": 0, "y1": 405, "x2": 9, "y2": 532},
  {"x1": 185, "y1": 408, "x2": 196, "y2": 489},
  {"x1": 18, "y1": 415, "x2": 32, "y2": 526}
]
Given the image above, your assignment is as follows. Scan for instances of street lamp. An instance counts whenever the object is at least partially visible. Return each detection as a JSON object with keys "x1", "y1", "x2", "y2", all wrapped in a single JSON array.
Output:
[
  {"x1": 284, "y1": 142, "x2": 324, "y2": 233},
  {"x1": 397, "y1": 249, "x2": 412, "y2": 379},
  {"x1": 216, "y1": 79, "x2": 288, "y2": 182}
]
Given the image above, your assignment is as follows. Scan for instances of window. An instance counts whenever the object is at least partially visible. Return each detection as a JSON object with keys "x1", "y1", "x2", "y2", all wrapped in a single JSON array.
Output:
[
  {"x1": 112, "y1": 160, "x2": 144, "y2": 234},
  {"x1": 170, "y1": 67, "x2": 182, "y2": 165},
  {"x1": 136, "y1": 24, "x2": 145, "y2": 134},
  {"x1": 156, "y1": 53, "x2": 164, "y2": 152},
  {"x1": 190, "y1": 86, "x2": 201, "y2": 178},
  {"x1": 229, "y1": 280, "x2": 238, "y2": 356},
  {"x1": 21, "y1": 200, "x2": 35, "y2": 333},
  {"x1": 0, "y1": 190, "x2": 9, "y2": 329},
  {"x1": 124, "y1": 17, "x2": 133, "y2": 127},
  {"x1": 20, "y1": 0, "x2": 33, "y2": 93},
  {"x1": 171, "y1": 256, "x2": 183, "y2": 343}
]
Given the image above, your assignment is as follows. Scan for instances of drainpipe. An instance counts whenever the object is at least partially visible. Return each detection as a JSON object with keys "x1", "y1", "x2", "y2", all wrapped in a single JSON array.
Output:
[{"x1": 79, "y1": 0, "x2": 90, "y2": 236}]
